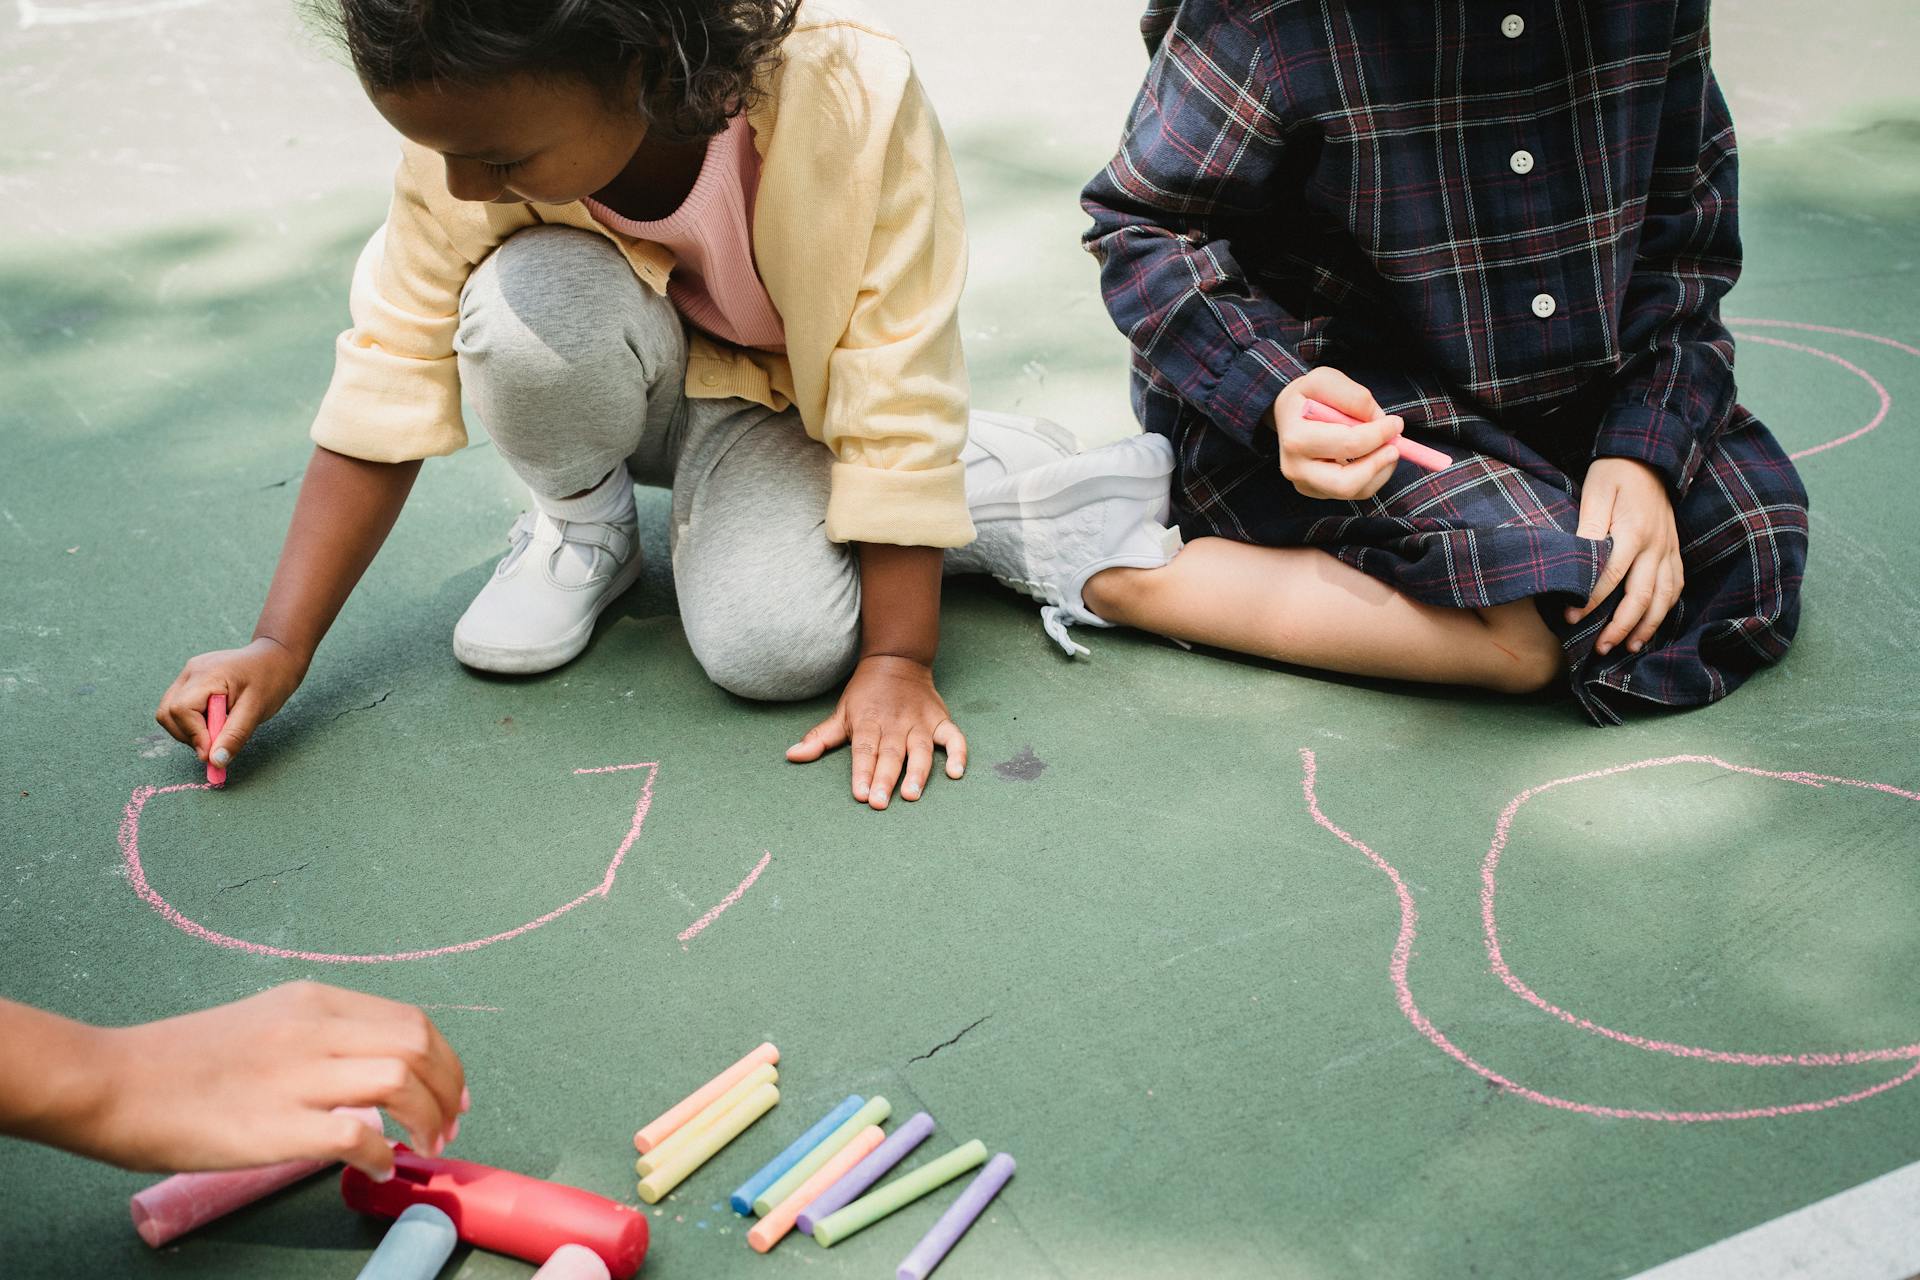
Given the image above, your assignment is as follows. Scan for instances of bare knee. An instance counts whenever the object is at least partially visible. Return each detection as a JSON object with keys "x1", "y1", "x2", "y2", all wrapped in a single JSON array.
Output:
[{"x1": 1476, "y1": 602, "x2": 1564, "y2": 694}]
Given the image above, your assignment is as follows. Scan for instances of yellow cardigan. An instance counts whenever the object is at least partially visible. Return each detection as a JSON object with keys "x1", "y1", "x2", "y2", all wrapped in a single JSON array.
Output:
[{"x1": 310, "y1": 3, "x2": 973, "y2": 548}]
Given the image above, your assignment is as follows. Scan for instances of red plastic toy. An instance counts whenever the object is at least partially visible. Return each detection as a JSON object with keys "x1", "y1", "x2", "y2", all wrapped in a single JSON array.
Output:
[{"x1": 341, "y1": 1148, "x2": 647, "y2": 1278}]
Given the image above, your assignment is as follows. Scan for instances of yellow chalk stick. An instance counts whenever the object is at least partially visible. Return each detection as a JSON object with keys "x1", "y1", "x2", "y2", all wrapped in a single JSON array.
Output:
[
  {"x1": 634, "y1": 1042, "x2": 779, "y2": 1153},
  {"x1": 748, "y1": 1125, "x2": 885, "y2": 1254},
  {"x1": 636, "y1": 1064, "x2": 777, "y2": 1177},
  {"x1": 637, "y1": 1081, "x2": 778, "y2": 1205}
]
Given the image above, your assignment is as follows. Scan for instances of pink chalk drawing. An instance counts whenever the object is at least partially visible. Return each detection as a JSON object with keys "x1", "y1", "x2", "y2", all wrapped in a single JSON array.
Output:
[
  {"x1": 1725, "y1": 318, "x2": 1919, "y2": 461},
  {"x1": 119, "y1": 762, "x2": 658, "y2": 964},
  {"x1": 678, "y1": 850, "x2": 771, "y2": 946},
  {"x1": 1300, "y1": 749, "x2": 1920, "y2": 1122}
]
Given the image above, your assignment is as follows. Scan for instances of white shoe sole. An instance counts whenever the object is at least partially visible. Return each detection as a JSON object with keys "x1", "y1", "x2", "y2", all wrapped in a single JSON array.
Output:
[
  {"x1": 968, "y1": 434, "x2": 1173, "y2": 524},
  {"x1": 452, "y1": 550, "x2": 646, "y2": 675}
]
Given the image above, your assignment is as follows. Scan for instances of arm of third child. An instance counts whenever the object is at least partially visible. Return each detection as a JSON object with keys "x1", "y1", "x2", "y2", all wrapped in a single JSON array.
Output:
[
  {"x1": 1271, "y1": 368, "x2": 1405, "y2": 501},
  {"x1": 156, "y1": 446, "x2": 421, "y2": 770},
  {"x1": 786, "y1": 544, "x2": 967, "y2": 811},
  {"x1": 0, "y1": 983, "x2": 465, "y2": 1176}
]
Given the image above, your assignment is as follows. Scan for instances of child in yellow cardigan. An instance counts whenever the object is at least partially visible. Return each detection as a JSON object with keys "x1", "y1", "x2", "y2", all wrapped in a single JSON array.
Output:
[{"x1": 153, "y1": 0, "x2": 1180, "y2": 808}]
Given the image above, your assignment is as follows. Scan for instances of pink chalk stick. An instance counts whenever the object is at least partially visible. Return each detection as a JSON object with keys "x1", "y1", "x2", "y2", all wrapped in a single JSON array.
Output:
[
  {"x1": 532, "y1": 1243, "x2": 613, "y2": 1280},
  {"x1": 129, "y1": 1106, "x2": 383, "y2": 1246},
  {"x1": 747, "y1": 1125, "x2": 885, "y2": 1254},
  {"x1": 1300, "y1": 397, "x2": 1451, "y2": 472},
  {"x1": 205, "y1": 694, "x2": 228, "y2": 786}
]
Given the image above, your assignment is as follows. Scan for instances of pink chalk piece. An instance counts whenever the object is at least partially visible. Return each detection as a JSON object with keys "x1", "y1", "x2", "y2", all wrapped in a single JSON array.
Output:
[
  {"x1": 532, "y1": 1244, "x2": 612, "y2": 1280},
  {"x1": 678, "y1": 850, "x2": 771, "y2": 945},
  {"x1": 1299, "y1": 397, "x2": 1451, "y2": 472},
  {"x1": 129, "y1": 1106, "x2": 383, "y2": 1246},
  {"x1": 119, "y1": 763, "x2": 660, "y2": 964},
  {"x1": 634, "y1": 1042, "x2": 780, "y2": 1154},
  {"x1": 747, "y1": 1125, "x2": 885, "y2": 1254},
  {"x1": 1299, "y1": 749, "x2": 1920, "y2": 1123},
  {"x1": 205, "y1": 694, "x2": 228, "y2": 786}
]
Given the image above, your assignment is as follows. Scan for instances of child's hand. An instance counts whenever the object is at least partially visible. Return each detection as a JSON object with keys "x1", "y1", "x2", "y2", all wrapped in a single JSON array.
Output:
[
  {"x1": 1567, "y1": 457, "x2": 1684, "y2": 655},
  {"x1": 1272, "y1": 368, "x2": 1405, "y2": 501},
  {"x1": 71, "y1": 983, "x2": 465, "y2": 1176},
  {"x1": 786, "y1": 655, "x2": 967, "y2": 810},
  {"x1": 156, "y1": 638, "x2": 307, "y2": 773}
]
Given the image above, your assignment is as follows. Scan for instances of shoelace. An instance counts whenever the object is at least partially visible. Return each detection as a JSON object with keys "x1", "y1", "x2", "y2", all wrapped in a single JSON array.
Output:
[{"x1": 1040, "y1": 605, "x2": 1091, "y2": 659}]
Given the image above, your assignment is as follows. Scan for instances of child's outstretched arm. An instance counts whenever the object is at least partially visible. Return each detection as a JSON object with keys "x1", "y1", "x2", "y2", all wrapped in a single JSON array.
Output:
[
  {"x1": 156, "y1": 447, "x2": 420, "y2": 769},
  {"x1": 0, "y1": 982, "x2": 464, "y2": 1176}
]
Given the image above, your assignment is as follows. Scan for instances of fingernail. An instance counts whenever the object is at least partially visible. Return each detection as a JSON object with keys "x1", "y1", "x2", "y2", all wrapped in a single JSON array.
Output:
[
  {"x1": 211, "y1": 747, "x2": 230, "y2": 766},
  {"x1": 904, "y1": 785, "x2": 919, "y2": 799},
  {"x1": 1628, "y1": 641, "x2": 1642, "y2": 653},
  {"x1": 445, "y1": 1118, "x2": 461, "y2": 1145},
  {"x1": 787, "y1": 743, "x2": 803, "y2": 754},
  {"x1": 429, "y1": 1134, "x2": 446, "y2": 1157},
  {"x1": 1597, "y1": 643, "x2": 1611, "y2": 655},
  {"x1": 372, "y1": 1167, "x2": 395, "y2": 1184},
  {"x1": 460, "y1": 1087, "x2": 471, "y2": 1113},
  {"x1": 875, "y1": 791, "x2": 889, "y2": 807}
]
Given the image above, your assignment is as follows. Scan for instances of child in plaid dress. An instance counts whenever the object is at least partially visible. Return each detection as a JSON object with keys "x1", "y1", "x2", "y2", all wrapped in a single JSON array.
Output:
[{"x1": 1076, "y1": 0, "x2": 1807, "y2": 722}]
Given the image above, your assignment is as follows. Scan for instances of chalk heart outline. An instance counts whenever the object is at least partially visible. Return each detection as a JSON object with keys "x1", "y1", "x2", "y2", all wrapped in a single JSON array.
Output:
[
  {"x1": 1303, "y1": 750, "x2": 1920, "y2": 1122},
  {"x1": 118, "y1": 762, "x2": 657, "y2": 964}
]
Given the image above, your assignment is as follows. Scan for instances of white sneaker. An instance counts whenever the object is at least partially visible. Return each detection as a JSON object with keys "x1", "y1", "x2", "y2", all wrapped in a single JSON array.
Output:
[
  {"x1": 961, "y1": 410, "x2": 1080, "y2": 489},
  {"x1": 452, "y1": 510, "x2": 643, "y2": 673},
  {"x1": 967, "y1": 432, "x2": 1183, "y2": 657}
]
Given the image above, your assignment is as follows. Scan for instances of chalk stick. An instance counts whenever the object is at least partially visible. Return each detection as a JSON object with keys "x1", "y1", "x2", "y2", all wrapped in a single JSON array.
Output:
[
  {"x1": 635, "y1": 1063, "x2": 777, "y2": 1178},
  {"x1": 637, "y1": 1081, "x2": 777, "y2": 1204},
  {"x1": 634, "y1": 1042, "x2": 778, "y2": 1154},
  {"x1": 894, "y1": 1153, "x2": 1015, "y2": 1280},
  {"x1": 812, "y1": 1140, "x2": 988, "y2": 1249},
  {"x1": 205, "y1": 693, "x2": 228, "y2": 786},
  {"x1": 798, "y1": 1110, "x2": 934, "y2": 1235},
  {"x1": 131, "y1": 1106, "x2": 384, "y2": 1246},
  {"x1": 747, "y1": 1124, "x2": 884, "y2": 1254},
  {"x1": 532, "y1": 1243, "x2": 613, "y2": 1280},
  {"x1": 1300, "y1": 396, "x2": 1451, "y2": 472},
  {"x1": 730, "y1": 1094, "x2": 865, "y2": 1216},
  {"x1": 752, "y1": 1096, "x2": 891, "y2": 1216},
  {"x1": 355, "y1": 1203, "x2": 457, "y2": 1280}
]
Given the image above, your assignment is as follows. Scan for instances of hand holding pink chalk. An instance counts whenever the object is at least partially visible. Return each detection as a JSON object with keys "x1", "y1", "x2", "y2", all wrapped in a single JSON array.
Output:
[
  {"x1": 205, "y1": 693, "x2": 228, "y2": 785},
  {"x1": 1300, "y1": 397, "x2": 1451, "y2": 472}
]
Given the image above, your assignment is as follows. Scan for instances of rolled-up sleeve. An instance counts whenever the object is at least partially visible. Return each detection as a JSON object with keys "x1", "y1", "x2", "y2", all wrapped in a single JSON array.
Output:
[{"x1": 309, "y1": 150, "x2": 475, "y2": 462}]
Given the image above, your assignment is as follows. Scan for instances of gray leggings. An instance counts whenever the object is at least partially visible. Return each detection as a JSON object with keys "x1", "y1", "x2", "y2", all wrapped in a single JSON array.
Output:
[{"x1": 455, "y1": 226, "x2": 859, "y2": 701}]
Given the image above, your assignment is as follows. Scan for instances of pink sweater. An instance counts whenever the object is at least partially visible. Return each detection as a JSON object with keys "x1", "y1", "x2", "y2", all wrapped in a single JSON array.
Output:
[{"x1": 584, "y1": 114, "x2": 787, "y2": 353}]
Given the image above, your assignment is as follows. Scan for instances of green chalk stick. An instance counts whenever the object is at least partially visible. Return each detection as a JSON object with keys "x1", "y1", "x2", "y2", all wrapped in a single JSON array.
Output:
[
  {"x1": 812, "y1": 1139, "x2": 988, "y2": 1248},
  {"x1": 753, "y1": 1096, "x2": 891, "y2": 1215}
]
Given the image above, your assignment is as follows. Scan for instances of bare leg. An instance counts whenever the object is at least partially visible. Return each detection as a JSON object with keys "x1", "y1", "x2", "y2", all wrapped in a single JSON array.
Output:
[{"x1": 1082, "y1": 536, "x2": 1564, "y2": 694}]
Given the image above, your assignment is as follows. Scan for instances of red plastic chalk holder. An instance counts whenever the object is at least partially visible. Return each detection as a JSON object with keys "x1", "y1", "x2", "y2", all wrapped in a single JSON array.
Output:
[{"x1": 342, "y1": 1148, "x2": 648, "y2": 1278}]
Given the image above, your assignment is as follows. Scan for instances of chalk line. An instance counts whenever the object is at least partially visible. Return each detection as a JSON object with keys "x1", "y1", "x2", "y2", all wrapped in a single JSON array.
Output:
[
  {"x1": 678, "y1": 850, "x2": 771, "y2": 945},
  {"x1": 118, "y1": 763, "x2": 658, "y2": 964},
  {"x1": 1725, "y1": 318, "x2": 1915, "y2": 461},
  {"x1": 1300, "y1": 749, "x2": 1920, "y2": 1122},
  {"x1": 1625, "y1": 1157, "x2": 1920, "y2": 1280}
]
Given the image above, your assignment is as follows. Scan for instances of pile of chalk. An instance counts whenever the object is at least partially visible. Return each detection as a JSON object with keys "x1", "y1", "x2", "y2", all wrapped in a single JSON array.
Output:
[{"x1": 632, "y1": 1042, "x2": 1015, "y2": 1278}]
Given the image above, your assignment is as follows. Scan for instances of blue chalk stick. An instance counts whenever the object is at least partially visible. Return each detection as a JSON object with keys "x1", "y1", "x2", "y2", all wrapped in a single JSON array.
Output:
[
  {"x1": 355, "y1": 1204, "x2": 457, "y2": 1280},
  {"x1": 728, "y1": 1094, "x2": 864, "y2": 1216}
]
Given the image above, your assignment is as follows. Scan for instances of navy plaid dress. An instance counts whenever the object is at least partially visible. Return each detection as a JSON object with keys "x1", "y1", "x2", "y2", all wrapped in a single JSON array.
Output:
[{"x1": 1082, "y1": 0, "x2": 1808, "y2": 723}]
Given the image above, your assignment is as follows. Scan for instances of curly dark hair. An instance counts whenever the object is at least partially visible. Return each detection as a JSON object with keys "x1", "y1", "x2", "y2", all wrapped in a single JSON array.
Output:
[{"x1": 315, "y1": 0, "x2": 799, "y2": 139}]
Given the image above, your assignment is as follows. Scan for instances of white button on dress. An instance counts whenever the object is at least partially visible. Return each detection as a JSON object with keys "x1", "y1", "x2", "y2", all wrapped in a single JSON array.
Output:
[
  {"x1": 1501, "y1": 14, "x2": 1525, "y2": 38},
  {"x1": 1531, "y1": 293, "x2": 1557, "y2": 319},
  {"x1": 1510, "y1": 149, "x2": 1535, "y2": 175}
]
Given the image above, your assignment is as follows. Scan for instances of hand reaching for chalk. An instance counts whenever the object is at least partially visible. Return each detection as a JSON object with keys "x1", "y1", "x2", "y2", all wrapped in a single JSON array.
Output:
[
  {"x1": 156, "y1": 637, "x2": 308, "y2": 775},
  {"x1": 1271, "y1": 367, "x2": 1405, "y2": 502},
  {"x1": 0, "y1": 983, "x2": 466, "y2": 1177}
]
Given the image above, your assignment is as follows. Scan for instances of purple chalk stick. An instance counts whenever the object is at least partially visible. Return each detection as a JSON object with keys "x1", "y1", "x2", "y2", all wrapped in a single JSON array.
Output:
[
  {"x1": 795, "y1": 1110, "x2": 935, "y2": 1235},
  {"x1": 895, "y1": 1153, "x2": 1015, "y2": 1280}
]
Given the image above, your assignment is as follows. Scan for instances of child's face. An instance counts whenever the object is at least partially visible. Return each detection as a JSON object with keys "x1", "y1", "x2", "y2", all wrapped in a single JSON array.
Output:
[{"x1": 371, "y1": 74, "x2": 648, "y2": 206}]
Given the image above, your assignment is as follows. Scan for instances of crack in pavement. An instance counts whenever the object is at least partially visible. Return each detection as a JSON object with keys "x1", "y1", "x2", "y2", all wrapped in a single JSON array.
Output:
[
  {"x1": 218, "y1": 862, "x2": 310, "y2": 893},
  {"x1": 331, "y1": 689, "x2": 394, "y2": 722},
  {"x1": 908, "y1": 1014, "x2": 990, "y2": 1065}
]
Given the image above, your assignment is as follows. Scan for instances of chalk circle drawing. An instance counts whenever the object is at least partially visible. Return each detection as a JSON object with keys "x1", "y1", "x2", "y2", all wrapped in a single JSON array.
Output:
[
  {"x1": 1725, "y1": 319, "x2": 1919, "y2": 461},
  {"x1": 1301, "y1": 749, "x2": 1920, "y2": 1122},
  {"x1": 16, "y1": 0, "x2": 210, "y2": 27},
  {"x1": 119, "y1": 762, "x2": 658, "y2": 964}
]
